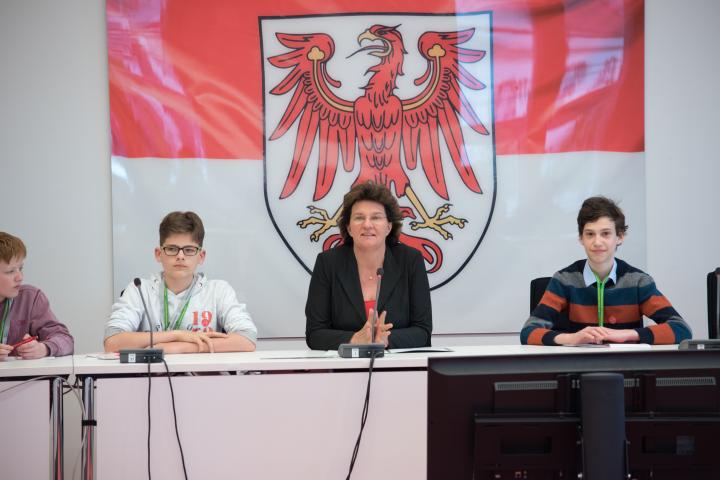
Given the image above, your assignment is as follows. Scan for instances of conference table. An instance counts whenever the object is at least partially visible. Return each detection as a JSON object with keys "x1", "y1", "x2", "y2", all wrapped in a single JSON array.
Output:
[
  {"x1": 70, "y1": 344, "x2": 676, "y2": 480},
  {"x1": 0, "y1": 344, "x2": 677, "y2": 480}
]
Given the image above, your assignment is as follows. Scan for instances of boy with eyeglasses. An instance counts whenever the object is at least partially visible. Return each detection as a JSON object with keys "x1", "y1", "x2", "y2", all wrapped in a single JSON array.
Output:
[
  {"x1": 0, "y1": 232, "x2": 74, "y2": 359},
  {"x1": 104, "y1": 211, "x2": 257, "y2": 353},
  {"x1": 521, "y1": 196, "x2": 691, "y2": 346}
]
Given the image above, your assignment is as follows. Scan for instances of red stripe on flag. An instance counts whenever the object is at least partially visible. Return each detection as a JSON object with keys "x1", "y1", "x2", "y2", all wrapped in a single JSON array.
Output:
[{"x1": 108, "y1": 0, "x2": 643, "y2": 159}]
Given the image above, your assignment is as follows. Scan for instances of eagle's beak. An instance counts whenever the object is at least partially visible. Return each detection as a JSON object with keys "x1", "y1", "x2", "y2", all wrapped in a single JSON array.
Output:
[
  {"x1": 347, "y1": 29, "x2": 391, "y2": 59},
  {"x1": 357, "y1": 30, "x2": 378, "y2": 45}
]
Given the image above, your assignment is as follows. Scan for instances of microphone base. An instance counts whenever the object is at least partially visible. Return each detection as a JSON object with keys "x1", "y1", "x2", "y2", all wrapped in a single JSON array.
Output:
[
  {"x1": 119, "y1": 348, "x2": 165, "y2": 363},
  {"x1": 338, "y1": 343, "x2": 385, "y2": 358}
]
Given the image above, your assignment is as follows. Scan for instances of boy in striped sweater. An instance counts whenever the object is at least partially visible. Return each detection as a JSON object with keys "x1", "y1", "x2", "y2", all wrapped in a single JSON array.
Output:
[{"x1": 521, "y1": 197, "x2": 691, "y2": 346}]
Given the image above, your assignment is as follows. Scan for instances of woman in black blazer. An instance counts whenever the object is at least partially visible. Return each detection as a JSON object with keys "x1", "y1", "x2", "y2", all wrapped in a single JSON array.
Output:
[{"x1": 305, "y1": 181, "x2": 432, "y2": 350}]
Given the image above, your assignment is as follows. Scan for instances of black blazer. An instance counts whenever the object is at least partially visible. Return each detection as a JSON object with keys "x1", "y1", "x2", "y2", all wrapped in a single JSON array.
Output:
[{"x1": 305, "y1": 243, "x2": 432, "y2": 350}]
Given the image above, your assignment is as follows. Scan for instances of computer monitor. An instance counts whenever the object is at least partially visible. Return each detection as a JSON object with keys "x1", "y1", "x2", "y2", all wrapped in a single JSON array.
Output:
[{"x1": 427, "y1": 350, "x2": 720, "y2": 480}]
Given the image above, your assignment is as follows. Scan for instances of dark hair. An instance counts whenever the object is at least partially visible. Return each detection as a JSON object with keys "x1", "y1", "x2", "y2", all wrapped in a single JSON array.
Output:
[
  {"x1": 338, "y1": 181, "x2": 403, "y2": 245},
  {"x1": 159, "y1": 211, "x2": 205, "y2": 246},
  {"x1": 577, "y1": 196, "x2": 628, "y2": 236},
  {"x1": 0, "y1": 232, "x2": 27, "y2": 263}
]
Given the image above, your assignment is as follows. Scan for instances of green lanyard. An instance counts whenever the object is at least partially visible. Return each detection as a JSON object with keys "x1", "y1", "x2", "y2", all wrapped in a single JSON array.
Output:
[
  {"x1": 163, "y1": 283, "x2": 193, "y2": 331},
  {"x1": 592, "y1": 272, "x2": 607, "y2": 327},
  {"x1": 1, "y1": 298, "x2": 11, "y2": 344}
]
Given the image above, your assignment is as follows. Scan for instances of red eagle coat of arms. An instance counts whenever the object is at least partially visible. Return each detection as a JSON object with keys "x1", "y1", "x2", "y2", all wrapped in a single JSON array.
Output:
[{"x1": 261, "y1": 14, "x2": 495, "y2": 288}]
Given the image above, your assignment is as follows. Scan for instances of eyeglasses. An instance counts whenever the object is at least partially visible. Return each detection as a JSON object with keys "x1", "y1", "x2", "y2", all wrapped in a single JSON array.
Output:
[
  {"x1": 351, "y1": 215, "x2": 388, "y2": 224},
  {"x1": 161, "y1": 245, "x2": 201, "y2": 256}
]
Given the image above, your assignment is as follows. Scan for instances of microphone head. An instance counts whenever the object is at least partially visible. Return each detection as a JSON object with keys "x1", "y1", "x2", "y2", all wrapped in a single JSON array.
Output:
[
  {"x1": 376, "y1": 267, "x2": 384, "y2": 277},
  {"x1": 134, "y1": 278, "x2": 142, "y2": 288}
]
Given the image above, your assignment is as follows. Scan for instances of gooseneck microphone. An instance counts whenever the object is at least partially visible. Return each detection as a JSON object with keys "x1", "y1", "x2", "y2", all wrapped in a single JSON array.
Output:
[
  {"x1": 370, "y1": 268, "x2": 384, "y2": 344},
  {"x1": 134, "y1": 278, "x2": 157, "y2": 348},
  {"x1": 338, "y1": 266, "x2": 385, "y2": 358},
  {"x1": 119, "y1": 278, "x2": 164, "y2": 363}
]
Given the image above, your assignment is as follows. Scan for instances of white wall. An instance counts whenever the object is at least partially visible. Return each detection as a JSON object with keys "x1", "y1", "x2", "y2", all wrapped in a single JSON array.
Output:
[
  {"x1": 1, "y1": 0, "x2": 112, "y2": 354},
  {"x1": 645, "y1": 0, "x2": 720, "y2": 338}
]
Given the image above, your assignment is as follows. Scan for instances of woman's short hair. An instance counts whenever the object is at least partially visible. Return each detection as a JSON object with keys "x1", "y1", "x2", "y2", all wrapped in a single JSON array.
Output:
[{"x1": 337, "y1": 181, "x2": 403, "y2": 245}]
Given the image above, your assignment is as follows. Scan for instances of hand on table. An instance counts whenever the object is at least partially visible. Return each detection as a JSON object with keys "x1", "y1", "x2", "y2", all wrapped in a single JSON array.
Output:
[
  {"x1": 170, "y1": 330, "x2": 228, "y2": 353},
  {"x1": 14, "y1": 334, "x2": 49, "y2": 359},
  {"x1": 556, "y1": 327, "x2": 639, "y2": 345}
]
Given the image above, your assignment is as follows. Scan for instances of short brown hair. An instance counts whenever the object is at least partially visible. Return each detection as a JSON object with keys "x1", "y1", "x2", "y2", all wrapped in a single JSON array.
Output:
[
  {"x1": 159, "y1": 211, "x2": 205, "y2": 246},
  {"x1": 338, "y1": 181, "x2": 403, "y2": 245},
  {"x1": 0, "y1": 232, "x2": 27, "y2": 263},
  {"x1": 577, "y1": 196, "x2": 628, "y2": 236}
]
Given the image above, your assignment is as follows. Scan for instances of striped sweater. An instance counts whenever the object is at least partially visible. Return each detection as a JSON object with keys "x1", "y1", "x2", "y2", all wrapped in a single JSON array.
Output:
[{"x1": 521, "y1": 259, "x2": 692, "y2": 345}]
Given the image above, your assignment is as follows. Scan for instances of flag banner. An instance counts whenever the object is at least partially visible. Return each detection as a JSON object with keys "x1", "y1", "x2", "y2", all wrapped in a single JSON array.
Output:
[{"x1": 108, "y1": 0, "x2": 645, "y2": 337}]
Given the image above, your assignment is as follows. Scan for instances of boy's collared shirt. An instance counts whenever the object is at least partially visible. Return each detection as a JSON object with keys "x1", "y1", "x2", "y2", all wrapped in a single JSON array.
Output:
[{"x1": 583, "y1": 259, "x2": 617, "y2": 287}]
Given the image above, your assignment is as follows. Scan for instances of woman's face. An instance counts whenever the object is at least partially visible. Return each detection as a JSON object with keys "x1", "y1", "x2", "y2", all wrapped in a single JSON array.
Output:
[{"x1": 347, "y1": 200, "x2": 391, "y2": 251}]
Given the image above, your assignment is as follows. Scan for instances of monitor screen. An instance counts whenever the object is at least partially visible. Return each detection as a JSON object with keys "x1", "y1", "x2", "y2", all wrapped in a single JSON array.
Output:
[{"x1": 427, "y1": 350, "x2": 720, "y2": 480}]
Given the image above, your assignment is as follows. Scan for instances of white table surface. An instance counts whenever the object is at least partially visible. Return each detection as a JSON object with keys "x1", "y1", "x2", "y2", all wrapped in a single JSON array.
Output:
[
  {"x1": 0, "y1": 354, "x2": 75, "y2": 377},
  {"x1": 70, "y1": 343, "x2": 677, "y2": 375},
  {"x1": 0, "y1": 344, "x2": 678, "y2": 378}
]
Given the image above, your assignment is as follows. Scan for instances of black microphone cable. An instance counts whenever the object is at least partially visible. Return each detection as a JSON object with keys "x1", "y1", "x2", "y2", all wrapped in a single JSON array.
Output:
[
  {"x1": 345, "y1": 349, "x2": 380, "y2": 480},
  {"x1": 145, "y1": 360, "x2": 189, "y2": 480},
  {"x1": 162, "y1": 358, "x2": 189, "y2": 480},
  {"x1": 147, "y1": 360, "x2": 152, "y2": 480}
]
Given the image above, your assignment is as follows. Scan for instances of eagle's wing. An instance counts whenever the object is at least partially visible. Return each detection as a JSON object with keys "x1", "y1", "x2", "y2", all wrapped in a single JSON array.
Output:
[
  {"x1": 402, "y1": 29, "x2": 488, "y2": 200},
  {"x1": 268, "y1": 33, "x2": 356, "y2": 201}
]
